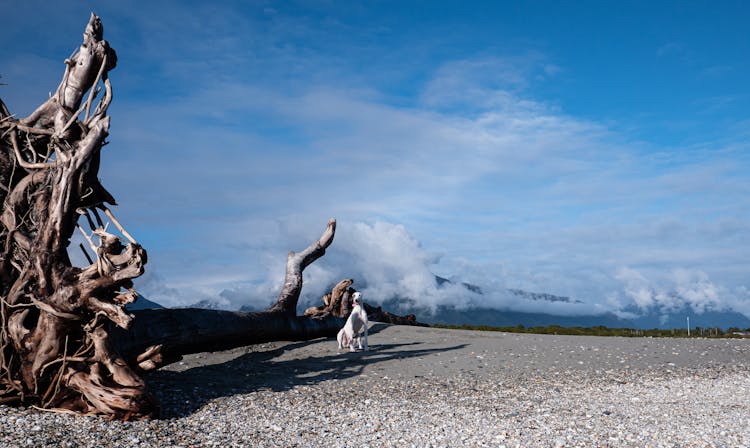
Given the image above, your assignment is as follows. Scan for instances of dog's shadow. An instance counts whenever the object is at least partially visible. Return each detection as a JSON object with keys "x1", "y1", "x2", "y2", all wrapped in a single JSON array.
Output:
[{"x1": 145, "y1": 324, "x2": 466, "y2": 418}]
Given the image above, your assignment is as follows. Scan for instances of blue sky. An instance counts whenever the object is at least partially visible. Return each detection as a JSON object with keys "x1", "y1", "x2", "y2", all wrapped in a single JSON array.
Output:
[{"x1": 2, "y1": 1, "x2": 749, "y2": 318}]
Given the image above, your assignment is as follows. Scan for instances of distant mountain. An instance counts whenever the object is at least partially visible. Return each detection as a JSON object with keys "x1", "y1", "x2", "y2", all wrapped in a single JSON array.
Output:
[
  {"x1": 400, "y1": 276, "x2": 750, "y2": 330},
  {"x1": 186, "y1": 299, "x2": 227, "y2": 310},
  {"x1": 506, "y1": 288, "x2": 583, "y2": 304},
  {"x1": 434, "y1": 275, "x2": 483, "y2": 294},
  {"x1": 626, "y1": 308, "x2": 750, "y2": 330},
  {"x1": 434, "y1": 275, "x2": 580, "y2": 304},
  {"x1": 412, "y1": 305, "x2": 750, "y2": 330},
  {"x1": 125, "y1": 294, "x2": 165, "y2": 311},
  {"x1": 407, "y1": 304, "x2": 629, "y2": 328}
]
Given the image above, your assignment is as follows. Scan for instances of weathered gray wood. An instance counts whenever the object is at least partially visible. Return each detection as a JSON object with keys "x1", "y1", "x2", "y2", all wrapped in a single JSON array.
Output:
[
  {"x1": 268, "y1": 218, "x2": 336, "y2": 315},
  {"x1": 113, "y1": 309, "x2": 345, "y2": 368}
]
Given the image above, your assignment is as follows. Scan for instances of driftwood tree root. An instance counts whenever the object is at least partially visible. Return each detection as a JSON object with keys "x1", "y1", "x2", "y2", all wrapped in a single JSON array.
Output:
[{"x1": 0, "y1": 13, "x2": 154, "y2": 419}]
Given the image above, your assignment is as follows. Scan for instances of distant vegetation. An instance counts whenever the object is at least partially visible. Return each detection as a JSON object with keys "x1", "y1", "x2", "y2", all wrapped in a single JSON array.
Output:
[{"x1": 432, "y1": 323, "x2": 750, "y2": 338}]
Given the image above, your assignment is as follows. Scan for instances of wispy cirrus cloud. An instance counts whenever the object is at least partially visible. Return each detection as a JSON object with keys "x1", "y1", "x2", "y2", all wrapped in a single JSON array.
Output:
[{"x1": 656, "y1": 42, "x2": 688, "y2": 59}]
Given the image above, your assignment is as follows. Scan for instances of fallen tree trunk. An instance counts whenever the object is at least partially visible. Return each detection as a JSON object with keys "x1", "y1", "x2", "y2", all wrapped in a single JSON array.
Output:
[
  {"x1": 113, "y1": 309, "x2": 345, "y2": 369},
  {"x1": 114, "y1": 218, "x2": 346, "y2": 371}
]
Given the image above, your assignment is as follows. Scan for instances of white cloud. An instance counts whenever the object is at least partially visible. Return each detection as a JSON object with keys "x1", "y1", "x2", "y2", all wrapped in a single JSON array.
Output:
[
  {"x1": 656, "y1": 42, "x2": 686, "y2": 58},
  {"x1": 615, "y1": 266, "x2": 729, "y2": 315},
  {"x1": 616, "y1": 267, "x2": 655, "y2": 309}
]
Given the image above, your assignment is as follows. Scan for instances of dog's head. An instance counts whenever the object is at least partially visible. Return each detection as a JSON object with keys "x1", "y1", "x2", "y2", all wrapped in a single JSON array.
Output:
[{"x1": 351, "y1": 291, "x2": 362, "y2": 306}]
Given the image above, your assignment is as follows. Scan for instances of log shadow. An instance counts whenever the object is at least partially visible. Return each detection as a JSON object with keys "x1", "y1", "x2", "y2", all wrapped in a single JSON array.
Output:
[{"x1": 145, "y1": 334, "x2": 467, "y2": 419}]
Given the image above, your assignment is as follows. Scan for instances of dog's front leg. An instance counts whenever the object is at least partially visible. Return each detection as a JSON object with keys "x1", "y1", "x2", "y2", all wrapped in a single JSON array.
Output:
[{"x1": 338, "y1": 329, "x2": 351, "y2": 350}]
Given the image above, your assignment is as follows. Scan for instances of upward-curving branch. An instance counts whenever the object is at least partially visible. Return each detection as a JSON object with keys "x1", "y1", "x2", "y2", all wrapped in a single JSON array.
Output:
[{"x1": 268, "y1": 218, "x2": 337, "y2": 315}]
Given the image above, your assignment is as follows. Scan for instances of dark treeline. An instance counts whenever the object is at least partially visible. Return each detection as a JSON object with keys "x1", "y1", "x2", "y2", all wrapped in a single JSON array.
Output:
[{"x1": 433, "y1": 323, "x2": 750, "y2": 338}]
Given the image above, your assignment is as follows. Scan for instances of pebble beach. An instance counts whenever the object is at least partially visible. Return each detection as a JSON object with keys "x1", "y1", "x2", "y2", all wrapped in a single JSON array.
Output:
[{"x1": 1, "y1": 323, "x2": 749, "y2": 447}]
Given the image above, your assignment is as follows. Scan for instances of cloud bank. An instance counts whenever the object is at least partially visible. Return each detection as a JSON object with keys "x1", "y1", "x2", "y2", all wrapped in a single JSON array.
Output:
[{"x1": 134, "y1": 220, "x2": 750, "y2": 323}]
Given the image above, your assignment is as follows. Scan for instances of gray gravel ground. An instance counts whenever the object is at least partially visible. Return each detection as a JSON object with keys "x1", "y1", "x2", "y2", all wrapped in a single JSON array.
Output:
[{"x1": 1, "y1": 323, "x2": 749, "y2": 447}]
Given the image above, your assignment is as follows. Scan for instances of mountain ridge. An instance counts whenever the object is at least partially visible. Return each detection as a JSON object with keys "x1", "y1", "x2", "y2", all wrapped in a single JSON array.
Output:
[
  {"x1": 423, "y1": 275, "x2": 750, "y2": 329},
  {"x1": 135, "y1": 275, "x2": 750, "y2": 330}
]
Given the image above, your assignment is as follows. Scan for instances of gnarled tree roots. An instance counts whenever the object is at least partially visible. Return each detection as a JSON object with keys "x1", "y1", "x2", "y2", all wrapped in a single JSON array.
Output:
[{"x1": 0, "y1": 14, "x2": 154, "y2": 419}]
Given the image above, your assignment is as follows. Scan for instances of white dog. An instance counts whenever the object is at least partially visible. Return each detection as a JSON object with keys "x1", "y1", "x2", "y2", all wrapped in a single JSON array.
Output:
[{"x1": 337, "y1": 291, "x2": 368, "y2": 352}]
